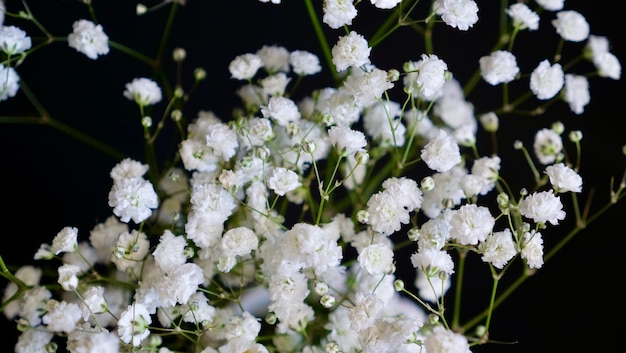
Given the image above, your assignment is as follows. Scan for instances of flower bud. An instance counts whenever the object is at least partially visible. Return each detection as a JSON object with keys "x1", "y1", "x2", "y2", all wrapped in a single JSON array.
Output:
[
  {"x1": 136, "y1": 4, "x2": 148, "y2": 15},
  {"x1": 194, "y1": 67, "x2": 207, "y2": 81},
  {"x1": 394, "y1": 279, "x2": 405, "y2": 291},
  {"x1": 142, "y1": 116, "x2": 153, "y2": 128},
  {"x1": 479, "y1": 112, "x2": 499, "y2": 132},
  {"x1": 421, "y1": 176, "x2": 435, "y2": 191},
  {"x1": 407, "y1": 227, "x2": 420, "y2": 241},
  {"x1": 569, "y1": 130, "x2": 583, "y2": 142},
  {"x1": 320, "y1": 294, "x2": 335, "y2": 308},
  {"x1": 173, "y1": 47, "x2": 186, "y2": 62},
  {"x1": 355, "y1": 150, "x2": 369, "y2": 165}
]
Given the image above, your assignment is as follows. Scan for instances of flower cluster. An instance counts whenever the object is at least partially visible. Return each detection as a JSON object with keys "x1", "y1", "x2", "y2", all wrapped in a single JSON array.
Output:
[{"x1": 1, "y1": 1, "x2": 624, "y2": 353}]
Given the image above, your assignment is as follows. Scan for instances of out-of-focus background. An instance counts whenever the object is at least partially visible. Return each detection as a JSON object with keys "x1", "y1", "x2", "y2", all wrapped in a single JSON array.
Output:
[{"x1": 1, "y1": 1, "x2": 624, "y2": 352}]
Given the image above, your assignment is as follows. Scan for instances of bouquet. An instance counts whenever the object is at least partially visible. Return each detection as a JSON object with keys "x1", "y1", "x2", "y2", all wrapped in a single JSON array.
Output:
[{"x1": 1, "y1": 1, "x2": 624, "y2": 352}]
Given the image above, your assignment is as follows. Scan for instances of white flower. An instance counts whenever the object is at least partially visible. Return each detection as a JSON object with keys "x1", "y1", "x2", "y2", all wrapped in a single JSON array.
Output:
[
  {"x1": 0, "y1": 64, "x2": 19, "y2": 101},
  {"x1": 357, "y1": 243, "x2": 394, "y2": 275},
  {"x1": 520, "y1": 190, "x2": 566, "y2": 225},
  {"x1": 79, "y1": 285, "x2": 107, "y2": 320},
  {"x1": 0, "y1": 25, "x2": 31, "y2": 55},
  {"x1": 521, "y1": 230, "x2": 544, "y2": 269},
  {"x1": 267, "y1": 167, "x2": 301, "y2": 196},
  {"x1": 118, "y1": 303, "x2": 152, "y2": 346},
  {"x1": 342, "y1": 67, "x2": 394, "y2": 107},
  {"x1": 479, "y1": 50, "x2": 519, "y2": 85},
  {"x1": 479, "y1": 228, "x2": 516, "y2": 269},
  {"x1": 42, "y1": 300, "x2": 82, "y2": 333},
  {"x1": 323, "y1": 0, "x2": 358, "y2": 29},
  {"x1": 260, "y1": 72, "x2": 291, "y2": 97},
  {"x1": 110, "y1": 157, "x2": 149, "y2": 181},
  {"x1": 331, "y1": 31, "x2": 371, "y2": 72},
  {"x1": 449, "y1": 204, "x2": 495, "y2": 245},
  {"x1": 533, "y1": 127, "x2": 563, "y2": 165},
  {"x1": 370, "y1": 0, "x2": 402, "y2": 9},
  {"x1": 434, "y1": 0, "x2": 479, "y2": 31},
  {"x1": 408, "y1": 54, "x2": 449, "y2": 100},
  {"x1": 535, "y1": 0, "x2": 564, "y2": 11},
  {"x1": 506, "y1": 3, "x2": 539, "y2": 31},
  {"x1": 108, "y1": 177, "x2": 159, "y2": 223},
  {"x1": 15, "y1": 330, "x2": 54, "y2": 353},
  {"x1": 349, "y1": 292, "x2": 384, "y2": 332},
  {"x1": 529, "y1": 59, "x2": 564, "y2": 100},
  {"x1": 289, "y1": 50, "x2": 322, "y2": 76},
  {"x1": 229, "y1": 53, "x2": 263, "y2": 80},
  {"x1": 545, "y1": 163, "x2": 583, "y2": 193},
  {"x1": 221, "y1": 226, "x2": 259, "y2": 257},
  {"x1": 260, "y1": 95, "x2": 301, "y2": 126},
  {"x1": 67, "y1": 19, "x2": 110, "y2": 59},
  {"x1": 153, "y1": 229, "x2": 188, "y2": 273},
  {"x1": 256, "y1": 44, "x2": 290, "y2": 73},
  {"x1": 328, "y1": 125, "x2": 367, "y2": 156},
  {"x1": 123, "y1": 77, "x2": 163, "y2": 106},
  {"x1": 552, "y1": 10, "x2": 589, "y2": 42},
  {"x1": 57, "y1": 263, "x2": 81, "y2": 291},
  {"x1": 67, "y1": 328, "x2": 119, "y2": 353},
  {"x1": 411, "y1": 247, "x2": 455, "y2": 277},
  {"x1": 563, "y1": 74, "x2": 590, "y2": 114},
  {"x1": 594, "y1": 52, "x2": 622, "y2": 80},
  {"x1": 420, "y1": 129, "x2": 462, "y2": 173},
  {"x1": 205, "y1": 121, "x2": 239, "y2": 160},
  {"x1": 111, "y1": 230, "x2": 150, "y2": 272},
  {"x1": 424, "y1": 325, "x2": 471, "y2": 353},
  {"x1": 51, "y1": 226, "x2": 78, "y2": 255},
  {"x1": 366, "y1": 190, "x2": 409, "y2": 236}
]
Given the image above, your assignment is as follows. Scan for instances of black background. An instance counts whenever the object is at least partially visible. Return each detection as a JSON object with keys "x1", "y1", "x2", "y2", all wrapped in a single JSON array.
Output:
[{"x1": 1, "y1": 1, "x2": 624, "y2": 352}]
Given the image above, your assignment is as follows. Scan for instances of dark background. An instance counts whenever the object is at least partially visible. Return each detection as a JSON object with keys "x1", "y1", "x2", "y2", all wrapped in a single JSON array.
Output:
[{"x1": 1, "y1": 1, "x2": 624, "y2": 352}]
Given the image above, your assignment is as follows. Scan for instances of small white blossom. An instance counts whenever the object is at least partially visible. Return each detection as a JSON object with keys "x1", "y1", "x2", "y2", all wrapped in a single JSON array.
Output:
[
  {"x1": 0, "y1": 64, "x2": 19, "y2": 101},
  {"x1": 257, "y1": 44, "x2": 290, "y2": 73},
  {"x1": 535, "y1": 0, "x2": 564, "y2": 11},
  {"x1": 479, "y1": 50, "x2": 519, "y2": 85},
  {"x1": 57, "y1": 263, "x2": 81, "y2": 291},
  {"x1": 357, "y1": 243, "x2": 394, "y2": 275},
  {"x1": 331, "y1": 31, "x2": 371, "y2": 72},
  {"x1": 594, "y1": 52, "x2": 622, "y2": 80},
  {"x1": 479, "y1": 228, "x2": 516, "y2": 269},
  {"x1": 323, "y1": 0, "x2": 358, "y2": 29},
  {"x1": 545, "y1": 163, "x2": 583, "y2": 193},
  {"x1": 260, "y1": 95, "x2": 301, "y2": 126},
  {"x1": 42, "y1": 300, "x2": 82, "y2": 333},
  {"x1": 123, "y1": 77, "x2": 162, "y2": 106},
  {"x1": 108, "y1": 177, "x2": 159, "y2": 223},
  {"x1": 424, "y1": 325, "x2": 471, "y2": 353},
  {"x1": 521, "y1": 230, "x2": 544, "y2": 269},
  {"x1": 267, "y1": 167, "x2": 301, "y2": 196},
  {"x1": 533, "y1": 127, "x2": 563, "y2": 165},
  {"x1": 51, "y1": 226, "x2": 79, "y2": 255},
  {"x1": 529, "y1": 59, "x2": 564, "y2": 100},
  {"x1": 563, "y1": 74, "x2": 590, "y2": 114},
  {"x1": 434, "y1": 0, "x2": 479, "y2": 31},
  {"x1": 328, "y1": 125, "x2": 367, "y2": 156},
  {"x1": 229, "y1": 53, "x2": 264, "y2": 80},
  {"x1": 0, "y1": 25, "x2": 31, "y2": 55},
  {"x1": 411, "y1": 247, "x2": 455, "y2": 277},
  {"x1": 520, "y1": 190, "x2": 566, "y2": 225},
  {"x1": 67, "y1": 19, "x2": 110, "y2": 59},
  {"x1": 552, "y1": 10, "x2": 590, "y2": 42},
  {"x1": 420, "y1": 129, "x2": 462, "y2": 173},
  {"x1": 289, "y1": 50, "x2": 322, "y2": 76},
  {"x1": 118, "y1": 303, "x2": 152, "y2": 346},
  {"x1": 506, "y1": 3, "x2": 539, "y2": 31}
]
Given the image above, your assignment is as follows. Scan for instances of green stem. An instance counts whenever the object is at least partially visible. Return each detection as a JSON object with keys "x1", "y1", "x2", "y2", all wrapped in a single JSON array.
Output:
[{"x1": 303, "y1": 0, "x2": 339, "y2": 84}]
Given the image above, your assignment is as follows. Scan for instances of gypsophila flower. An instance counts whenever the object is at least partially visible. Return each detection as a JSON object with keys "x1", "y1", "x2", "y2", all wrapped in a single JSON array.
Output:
[
  {"x1": 267, "y1": 167, "x2": 301, "y2": 196},
  {"x1": 289, "y1": 49, "x2": 322, "y2": 76},
  {"x1": 479, "y1": 228, "x2": 516, "y2": 269},
  {"x1": 257, "y1": 44, "x2": 290, "y2": 73},
  {"x1": 536, "y1": 0, "x2": 564, "y2": 11},
  {"x1": 123, "y1": 77, "x2": 163, "y2": 106},
  {"x1": 520, "y1": 190, "x2": 565, "y2": 225},
  {"x1": 57, "y1": 263, "x2": 81, "y2": 291},
  {"x1": 521, "y1": 230, "x2": 544, "y2": 269},
  {"x1": 529, "y1": 59, "x2": 564, "y2": 100},
  {"x1": 594, "y1": 52, "x2": 622, "y2": 80},
  {"x1": 153, "y1": 229, "x2": 188, "y2": 273},
  {"x1": 42, "y1": 299, "x2": 82, "y2": 333},
  {"x1": 51, "y1": 226, "x2": 78, "y2": 254},
  {"x1": 229, "y1": 52, "x2": 264, "y2": 80},
  {"x1": 0, "y1": 64, "x2": 19, "y2": 101},
  {"x1": 545, "y1": 163, "x2": 583, "y2": 193},
  {"x1": 506, "y1": 3, "x2": 539, "y2": 31},
  {"x1": 322, "y1": 0, "x2": 358, "y2": 29},
  {"x1": 67, "y1": 19, "x2": 110, "y2": 59},
  {"x1": 421, "y1": 129, "x2": 462, "y2": 173},
  {"x1": 79, "y1": 285, "x2": 107, "y2": 320},
  {"x1": 449, "y1": 204, "x2": 495, "y2": 245},
  {"x1": 423, "y1": 325, "x2": 471, "y2": 353},
  {"x1": 331, "y1": 31, "x2": 371, "y2": 72},
  {"x1": 406, "y1": 54, "x2": 449, "y2": 100},
  {"x1": 552, "y1": 10, "x2": 590, "y2": 42},
  {"x1": 533, "y1": 127, "x2": 563, "y2": 165},
  {"x1": 108, "y1": 176, "x2": 159, "y2": 223},
  {"x1": 411, "y1": 247, "x2": 455, "y2": 277},
  {"x1": 328, "y1": 125, "x2": 367, "y2": 156},
  {"x1": 261, "y1": 95, "x2": 301, "y2": 126},
  {"x1": 110, "y1": 157, "x2": 149, "y2": 181},
  {"x1": 434, "y1": 0, "x2": 479, "y2": 31},
  {"x1": 479, "y1": 50, "x2": 519, "y2": 85},
  {"x1": 0, "y1": 25, "x2": 31, "y2": 55},
  {"x1": 357, "y1": 242, "x2": 394, "y2": 275},
  {"x1": 563, "y1": 74, "x2": 590, "y2": 114},
  {"x1": 118, "y1": 302, "x2": 152, "y2": 346}
]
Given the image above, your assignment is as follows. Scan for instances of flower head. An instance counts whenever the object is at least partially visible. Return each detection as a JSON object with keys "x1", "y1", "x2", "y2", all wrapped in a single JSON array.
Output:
[
  {"x1": 67, "y1": 19, "x2": 109, "y2": 59},
  {"x1": 123, "y1": 77, "x2": 162, "y2": 106}
]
